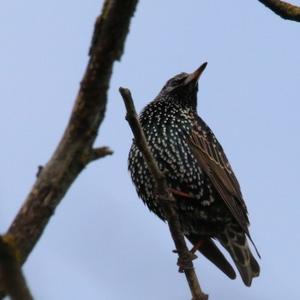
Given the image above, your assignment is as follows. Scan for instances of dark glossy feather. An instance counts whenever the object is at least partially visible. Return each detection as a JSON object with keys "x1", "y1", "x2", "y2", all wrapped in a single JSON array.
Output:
[
  {"x1": 186, "y1": 234, "x2": 236, "y2": 280},
  {"x1": 188, "y1": 116, "x2": 249, "y2": 234},
  {"x1": 188, "y1": 115, "x2": 261, "y2": 259}
]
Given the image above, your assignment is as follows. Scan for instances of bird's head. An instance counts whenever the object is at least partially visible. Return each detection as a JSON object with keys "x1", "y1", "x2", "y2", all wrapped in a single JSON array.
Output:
[{"x1": 158, "y1": 62, "x2": 207, "y2": 110}]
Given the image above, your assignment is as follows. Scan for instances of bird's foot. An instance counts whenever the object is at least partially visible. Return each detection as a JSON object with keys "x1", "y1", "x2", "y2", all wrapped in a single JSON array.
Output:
[
  {"x1": 176, "y1": 251, "x2": 198, "y2": 273},
  {"x1": 173, "y1": 240, "x2": 204, "y2": 272}
]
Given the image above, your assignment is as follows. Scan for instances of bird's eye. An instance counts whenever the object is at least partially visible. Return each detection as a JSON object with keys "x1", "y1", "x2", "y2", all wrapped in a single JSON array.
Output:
[{"x1": 172, "y1": 78, "x2": 184, "y2": 86}]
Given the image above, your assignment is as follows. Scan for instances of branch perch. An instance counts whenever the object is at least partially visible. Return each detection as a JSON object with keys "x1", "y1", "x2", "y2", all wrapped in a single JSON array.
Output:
[
  {"x1": 119, "y1": 87, "x2": 208, "y2": 300},
  {"x1": 258, "y1": 0, "x2": 300, "y2": 21},
  {"x1": 0, "y1": 0, "x2": 138, "y2": 297}
]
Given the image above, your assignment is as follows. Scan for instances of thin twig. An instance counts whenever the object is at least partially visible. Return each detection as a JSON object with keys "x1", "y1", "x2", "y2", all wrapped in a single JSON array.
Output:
[
  {"x1": 0, "y1": 0, "x2": 138, "y2": 297},
  {"x1": 119, "y1": 87, "x2": 208, "y2": 300},
  {"x1": 0, "y1": 236, "x2": 33, "y2": 300},
  {"x1": 85, "y1": 146, "x2": 113, "y2": 163},
  {"x1": 258, "y1": 0, "x2": 300, "y2": 21}
]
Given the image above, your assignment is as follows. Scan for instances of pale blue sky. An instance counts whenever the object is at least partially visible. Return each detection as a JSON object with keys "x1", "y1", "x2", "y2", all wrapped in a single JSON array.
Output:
[{"x1": 1, "y1": 1, "x2": 300, "y2": 299}]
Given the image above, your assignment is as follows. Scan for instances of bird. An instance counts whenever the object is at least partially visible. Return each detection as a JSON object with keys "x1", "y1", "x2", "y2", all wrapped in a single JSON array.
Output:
[{"x1": 128, "y1": 62, "x2": 260, "y2": 286}]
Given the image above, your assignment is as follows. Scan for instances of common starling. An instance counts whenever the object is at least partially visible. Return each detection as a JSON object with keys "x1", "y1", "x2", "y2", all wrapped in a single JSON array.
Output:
[{"x1": 128, "y1": 62, "x2": 260, "y2": 286}]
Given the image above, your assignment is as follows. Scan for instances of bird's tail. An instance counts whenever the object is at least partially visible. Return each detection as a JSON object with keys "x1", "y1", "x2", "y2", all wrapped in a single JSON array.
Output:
[
  {"x1": 218, "y1": 226, "x2": 260, "y2": 287},
  {"x1": 186, "y1": 234, "x2": 236, "y2": 280}
]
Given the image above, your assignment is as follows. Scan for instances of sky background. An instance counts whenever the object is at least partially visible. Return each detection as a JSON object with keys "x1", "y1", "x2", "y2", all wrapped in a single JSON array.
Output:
[{"x1": 1, "y1": 1, "x2": 300, "y2": 299}]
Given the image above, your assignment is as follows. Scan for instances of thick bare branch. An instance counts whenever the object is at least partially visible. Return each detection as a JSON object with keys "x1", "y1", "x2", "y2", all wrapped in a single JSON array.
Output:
[
  {"x1": 4, "y1": 0, "x2": 138, "y2": 270},
  {"x1": 119, "y1": 87, "x2": 208, "y2": 300},
  {"x1": 258, "y1": 0, "x2": 300, "y2": 21},
  {"x1": 0, "y1": 236, "x2": 33, "y2": 300}
]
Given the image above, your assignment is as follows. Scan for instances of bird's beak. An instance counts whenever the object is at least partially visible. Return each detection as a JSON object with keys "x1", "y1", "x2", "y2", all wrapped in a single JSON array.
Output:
[{"x1": 184, "y1": 62, "x2": 208, "y2": 86}]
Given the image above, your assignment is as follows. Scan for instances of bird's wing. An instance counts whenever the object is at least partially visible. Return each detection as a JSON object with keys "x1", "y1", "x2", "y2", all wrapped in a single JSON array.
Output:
[{"x1": 187, "y1": 117, "x2": 250, "y2": 234}]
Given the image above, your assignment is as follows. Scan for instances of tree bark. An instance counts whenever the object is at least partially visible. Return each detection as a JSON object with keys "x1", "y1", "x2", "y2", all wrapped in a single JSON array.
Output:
[
  {"x1": 0, "y1": 237, "x2": 33, "y2": 300},
  {"x1": 0, "y1": 1, "x2": 138, "y2": 297},
  {"x1": 258, "y1": 0, "x2": 300, "y2": 21}
]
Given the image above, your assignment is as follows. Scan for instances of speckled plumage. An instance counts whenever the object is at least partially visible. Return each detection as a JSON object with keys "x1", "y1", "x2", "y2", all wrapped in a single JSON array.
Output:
[{"x1": 128, "y1": 63, "x2": 260, "y2": 286}]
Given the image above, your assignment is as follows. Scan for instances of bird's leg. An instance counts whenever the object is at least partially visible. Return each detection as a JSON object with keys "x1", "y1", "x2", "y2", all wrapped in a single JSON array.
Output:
[
  {"x1": 156, "y1": 188, "x2": 192, "y2": 203},
  {"x1": 167, "y1": 187, "x2": 201, "y2": 272},
  {"x1": 190, "y1": 240, "x2": 204, "y2": 254},
  {"x1": 169, "y1": 188, "x2": 193, "y2": 199}
]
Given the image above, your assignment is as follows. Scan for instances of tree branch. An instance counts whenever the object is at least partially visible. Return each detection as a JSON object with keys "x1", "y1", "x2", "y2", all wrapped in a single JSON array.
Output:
[
  {"x1": 0, "y1": 0, "x2": 138, "y2": 295},
  {"x1": 0, "y1": 236, "x2": 33, "y2": 300},
  {"x1": 84, "y1": 146, "x2": 113, "y2": 163},
  {"x1": 119, "y1": 87, "x2": 208, "y2": 300},
  {"x1": 258, "y1": 0, "x2": 300, "y2": 21}
]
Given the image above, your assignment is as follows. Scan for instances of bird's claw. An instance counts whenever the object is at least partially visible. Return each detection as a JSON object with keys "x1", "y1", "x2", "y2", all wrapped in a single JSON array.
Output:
[{"x1": 177, "y1": 251, "x2": 198, "y2": 273}]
